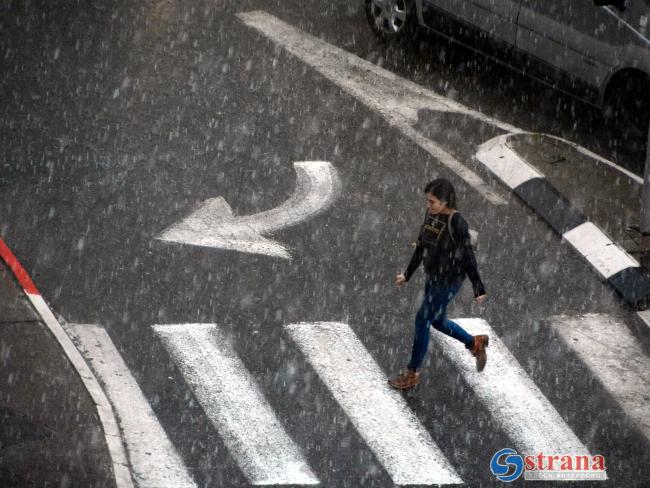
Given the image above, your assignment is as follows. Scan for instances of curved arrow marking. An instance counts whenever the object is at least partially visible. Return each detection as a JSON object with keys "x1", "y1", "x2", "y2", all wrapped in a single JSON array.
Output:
[{"x1": 156, "y1": 161, "x2": 341, "y2": 259}]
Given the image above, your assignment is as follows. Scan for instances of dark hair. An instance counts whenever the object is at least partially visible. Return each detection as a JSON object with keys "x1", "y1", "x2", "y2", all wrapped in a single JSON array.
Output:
[{"x1": 424, "y1": 178, "x2": 457, "y2": 209}]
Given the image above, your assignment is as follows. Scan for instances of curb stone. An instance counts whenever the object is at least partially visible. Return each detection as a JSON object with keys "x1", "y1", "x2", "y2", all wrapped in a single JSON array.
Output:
[
  {"x1": 475, "y1": 133, "x2": 650, "y2": 309},
  {"x1": 0, "y1": 238, "x2": 134, "y2": 487}
]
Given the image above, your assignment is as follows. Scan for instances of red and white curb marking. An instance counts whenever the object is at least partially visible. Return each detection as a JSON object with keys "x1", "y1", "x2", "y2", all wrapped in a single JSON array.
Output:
[{"x1": 0, "y1": 239, "x2": 134, "y2": 488}]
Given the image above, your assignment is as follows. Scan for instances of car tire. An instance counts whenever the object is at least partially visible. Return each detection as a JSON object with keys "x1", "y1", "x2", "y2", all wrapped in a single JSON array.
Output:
[
  {"x1": 365, "y1": 0, "x2": 416, "y2": 41},
  {"x1": 604, "y1": 74, "x2": 650, "y2": 141}
]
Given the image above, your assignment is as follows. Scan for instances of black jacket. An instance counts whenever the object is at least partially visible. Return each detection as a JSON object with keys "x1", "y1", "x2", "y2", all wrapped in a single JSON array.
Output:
[{"x1": 404, "y1": 212, "x2": 486, "y2": 297}]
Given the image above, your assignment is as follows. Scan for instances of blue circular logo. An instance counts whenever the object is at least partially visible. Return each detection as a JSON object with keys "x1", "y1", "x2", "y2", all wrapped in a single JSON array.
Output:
[{"x1": 490, "y1": 448, "x2": 524, "y2": 482}]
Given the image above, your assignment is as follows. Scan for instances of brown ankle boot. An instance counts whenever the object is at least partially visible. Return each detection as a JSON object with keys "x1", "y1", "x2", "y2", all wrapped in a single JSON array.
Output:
[
  {"x1": 388, "y1": 369, "x2": 421, "y2": 389},
  {"x1": 471, "y1": 335, "x2": 489, "y2": 372}
]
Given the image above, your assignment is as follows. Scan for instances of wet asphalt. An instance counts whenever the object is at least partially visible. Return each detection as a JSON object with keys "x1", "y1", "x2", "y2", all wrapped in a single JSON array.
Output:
[{"x1": 1, "y1": 1, "x2": 649, "y2": 486}]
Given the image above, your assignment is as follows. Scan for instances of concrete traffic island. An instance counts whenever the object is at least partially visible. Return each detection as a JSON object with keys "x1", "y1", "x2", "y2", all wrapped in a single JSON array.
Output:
[{"x1": 477, "y1": 132, "x2": 650, "y2": 308}]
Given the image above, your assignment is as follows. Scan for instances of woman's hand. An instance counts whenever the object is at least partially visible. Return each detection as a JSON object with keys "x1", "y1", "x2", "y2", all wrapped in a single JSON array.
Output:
[
  {"x1": 475, "y1": 294, "x2": 487, "y2": 305},
  {"x1": 395, "y1": 273, "x2": 407, "y2": 286}
]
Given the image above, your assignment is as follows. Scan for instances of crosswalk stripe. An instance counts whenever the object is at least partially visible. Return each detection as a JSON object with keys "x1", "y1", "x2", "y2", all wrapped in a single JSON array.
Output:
[
  {"x1": 550, "y1": 314, "x2": 650, "y2": 442},
  {"x1": 285, "y1": 322, "x2": 463, "y2": 485},
  {"x1": 67, "y1": 323, "x2": 197, "y2": 488},
  {"x1": 152, "y1": 323, "x2": 319, "y2": 486},
  {"x1": 433, "y1": 319, "x2": 592, "y2": 458}
]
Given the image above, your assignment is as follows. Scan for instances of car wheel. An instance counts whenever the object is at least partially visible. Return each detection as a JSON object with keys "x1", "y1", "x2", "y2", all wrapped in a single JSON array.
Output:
[
  {"x1": 604, "y1": 74, "x2": 650, "y2": 140},
  {"x1": 365, "y1": 0, "x2": 416, "y2": 40}
]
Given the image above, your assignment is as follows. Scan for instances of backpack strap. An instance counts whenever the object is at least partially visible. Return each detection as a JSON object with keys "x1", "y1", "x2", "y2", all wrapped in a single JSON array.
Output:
[{"x1": 446, "y1": 210, "x2": 458, "y2": 244}]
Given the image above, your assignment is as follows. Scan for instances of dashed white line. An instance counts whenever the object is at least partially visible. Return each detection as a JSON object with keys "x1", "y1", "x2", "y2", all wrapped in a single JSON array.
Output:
[
  {"x1": 285, "y1": 321, "x2": 463, "y2": 485},
  {"x1": 152, "y1": 323, "x2": 319, "y2": 486}
]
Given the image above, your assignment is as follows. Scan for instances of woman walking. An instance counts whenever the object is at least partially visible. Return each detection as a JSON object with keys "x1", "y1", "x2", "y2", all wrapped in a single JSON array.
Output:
[{"x1": 389, "y1": 178, "x2": 488, "y2": 390}]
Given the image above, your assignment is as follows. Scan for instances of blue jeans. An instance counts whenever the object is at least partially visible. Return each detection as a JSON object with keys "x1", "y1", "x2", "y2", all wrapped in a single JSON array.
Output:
[{"x1": 407, "y1": 278, "x2": 474, "y2": 371}]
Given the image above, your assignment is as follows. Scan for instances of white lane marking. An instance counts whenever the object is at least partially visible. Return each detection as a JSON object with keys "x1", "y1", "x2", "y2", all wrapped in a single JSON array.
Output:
[
  {"x1": 156, "y1": 161, "x2": 341, "y2": 259},
  {"x1": 152, "y1": 324, "x2": 319, "y2": 486},
  {"x1": 433, "y1": 318, "x2": 593, "y2": 458},
  {"x1": 550, "y1": 314, "x2": 650, "y2": 442},
  {"x1": 400, "y1": 123, "x2": 505, "y2": 201},
  {"x1": 239, "y1": 12, "x2": 633, "y2": 209},
  {"x1": 237, "y1": 10, "x2": 509, "y2": 206},
  {"x1": 285, "y1": 322, "x2": 463, "y2": 485},
  {"x1": 27, "y1": 296, "x2": 134, "y2": 488},
  {"x1": 475, "y1": 133, "x2": 544, "y2": 189},
  {"x1": 66, "y1": 324, "x2": 197, "y2": 488},
  {"x1": 563, "y1": 223, "x2": 639, "y2": 279}
]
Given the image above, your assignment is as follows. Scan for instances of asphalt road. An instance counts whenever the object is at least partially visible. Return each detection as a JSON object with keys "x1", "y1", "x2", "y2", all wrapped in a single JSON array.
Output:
[{"x1": 1, "y1": 1, "x2": 649, "y2": 486}]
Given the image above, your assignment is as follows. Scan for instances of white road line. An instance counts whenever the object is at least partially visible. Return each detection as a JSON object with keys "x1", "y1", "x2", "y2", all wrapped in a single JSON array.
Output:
[
  {"x1": 238, "y1": 11, "x2": 633, "y2": 210},
  {"x1": 157, "y1": 161, "x2": 340, "y2": 259},
  {"x1": 285, "y1": 322, "x2": 463, "y2": 485},
  {"x1": 563, "y1": 222, "x2": 639, "y2": 279},
  {"x1": 27, "y1": 297, "x2": 134, "y2": 488},
  {"x1": 550, "y1": 314, "x2": 650, "y2": 442},
  {"x1": 66, "y1": 323, "x2": 196, "y2": 488},
  {"x1": 432, "y1": 319, "x2": 592, "y2": 458},
  {"x1": 237, "y1": 10, "x2": 509, "y2": 206},
  {"x1": 152, "y1": 323, "x2": 319, "y2": 486}
]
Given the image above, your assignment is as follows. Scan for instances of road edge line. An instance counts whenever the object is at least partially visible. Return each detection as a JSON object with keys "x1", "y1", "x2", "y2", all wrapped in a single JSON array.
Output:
[{"x1": 0, "y1": 238, "x2": 134, "y2": 488}]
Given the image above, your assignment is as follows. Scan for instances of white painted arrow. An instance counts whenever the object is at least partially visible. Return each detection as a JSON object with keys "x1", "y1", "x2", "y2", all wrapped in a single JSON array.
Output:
[{"x1": 156, "y1": 161, "x2": 341, "y2": 259}]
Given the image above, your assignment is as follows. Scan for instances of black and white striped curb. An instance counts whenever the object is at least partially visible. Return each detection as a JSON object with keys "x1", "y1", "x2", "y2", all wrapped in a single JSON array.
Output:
[{"x1": 476, "y1": 133, "x2": 650, "y2": 308}]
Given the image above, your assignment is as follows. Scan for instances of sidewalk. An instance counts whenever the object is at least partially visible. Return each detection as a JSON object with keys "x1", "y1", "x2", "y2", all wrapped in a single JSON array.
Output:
[
  {"x1": 0, "y1": 261, "x2": 116, "y2": 487},
  {"x1": 476, "y1": 132, "x2": 650, "y2": 309}
]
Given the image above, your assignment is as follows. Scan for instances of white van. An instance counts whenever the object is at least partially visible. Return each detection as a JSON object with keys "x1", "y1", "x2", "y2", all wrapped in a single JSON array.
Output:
[{"x1": 366, "y1": 0, "x2": 650, "y2": 138}]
